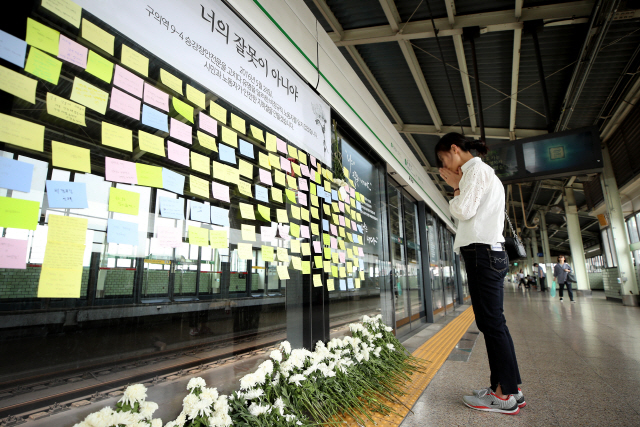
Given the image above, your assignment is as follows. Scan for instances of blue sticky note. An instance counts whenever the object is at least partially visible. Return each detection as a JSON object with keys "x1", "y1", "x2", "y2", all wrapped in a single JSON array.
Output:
[
  {"x1": 162, "y1": 168, "x2": 185, "y2": 195},
  {"x1": 322, "y1": 219, "x2": 329, "y2": 231},
  {"x1": 357, "y1": 224, "x2": 363, "y2": 233},
  {"x1": 0, "y1": 156, "x2": 33, "y2": 192},
  {"x1": 339, "y1": 279, "x2": 346, "y2": 291},
  {"x1": 331, "y1": 190, "x2": 338, "y2": 201},
  {"x1": 317, "y1": 187, "x2": 324, "y2": 198},
  {"x1": 159, "y1": 197, "x2": 184, "y2": 220},
  {"x1": 356, "y1": 201, "x2": 362, "y2": 211},
  {"x1": 190, "y1": 200, "x2": 210, "y2": 223},
  {"x1": 142, "y1": 104, "x2": 168, "y2": 132},
  {"x1": 323, "y1": 193, "x2": 331, "y2": 204},
  {"x1": 210, "y1": 206, "x2": 230, "y2": 227},
  {"x1": 0, "y1": 30, "x2": 27, "y2": 68},
  {"x1": 239, "y1": 139, "x2": 255, "y2": 159},
  {"x1": 107, "y1": 218, "x2": 139, "y2": 246},
  {"x1": 352, "y1": 233, "x2": 359, "y2": 241},
  {"x1": 255, "y1": 185, "x2": 269, "y2": 203},
  {"x1": 347, "y1": 278, "x2": 354, "y2": 289},
  {"x1": 46, "y1": 181, "x2": 88, "y2": 208},
  {"x1": 219, "y1": 143, "x2": 236, "y2": 165}
]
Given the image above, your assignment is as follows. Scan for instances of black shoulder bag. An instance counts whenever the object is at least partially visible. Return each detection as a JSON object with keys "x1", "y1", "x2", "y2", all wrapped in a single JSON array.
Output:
[{"x1": 504, "y1": 209, "x2": 527, "y2": 260}]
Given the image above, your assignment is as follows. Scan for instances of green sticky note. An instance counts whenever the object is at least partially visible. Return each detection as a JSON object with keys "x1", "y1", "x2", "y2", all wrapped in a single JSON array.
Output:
[
  {"x1": 85, "y1": 50, "x2": 113, "y2": 83},
  {"x1": 314, "y1": 256, "x2": 323, "y2": 268},
  {"x1": 310, "y1": 183, "x2": 316, "y2": 196},
  {"x1": 324, "y1": 247, "x2": 331, "y2": 260},
  {"x1": 173, "y1": 97, "x2": 194, "y2": 123},
  {"x1": 26, "y1": 18, "x2": 59, "y2": 56},
  {"x1": 25, "y1": 47, "x2": 62, "y2": 85},
  {"x1": 0, "y1": 196, "x2": 40, "y2": 230},
  {"x1": 290, "y1": 222, "x2": 300, "y2": 238},
  {"x1": 285, "y1": 189, "x2": 296, "y2": 204},
  {"x1": 323, "y1": 234, "x2": 330, "y2": 246},
  {"x1": 331, "y1": 265, "x2": 338, "y2": 278},
  {"x1": 136, "y1": 163, "x2": 163, "y2": 188},
  {"x1": 108, "y1": 187, "x2": 139, "y2": 215},
  {"x1": 257, "y1": 204, "x2": 271, "y2": 222}
]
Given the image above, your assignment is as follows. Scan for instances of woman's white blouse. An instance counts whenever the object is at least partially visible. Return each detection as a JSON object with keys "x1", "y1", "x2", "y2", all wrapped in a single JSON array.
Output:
[{"x1": 450, "y1": 157, "x2": 505, "y2": 253}]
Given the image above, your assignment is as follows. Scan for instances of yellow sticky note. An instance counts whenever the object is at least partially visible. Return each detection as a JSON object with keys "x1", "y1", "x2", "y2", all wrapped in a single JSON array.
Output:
[
  {"x1": 276, "y1": 209, "x2": 288, "y2": 223},
  {"x1": 269, "y1": 154, "x2": 281, "y2": 171},
  {"x1": 332, "y1": 202, "x2": 339, "y2": 212},
  {"x1": 26, "y1": 18, "x2": 59, "y2": 56},
  {"x1": 257, "y1": 205, "x2": 270, "y2": 221},
  {"x1": 239, "y1": 202, "x2": 255, "y2": 220},
  {"x1": 237, "y1": 181, "x2": 252, "y2": 198},
  {"x1": 311, "y1": 196, "x2": 319, "y2": 207},
  {"x1": 291, "y1": 256, "x2": 302, "y2": 271},
  {"x1": 46, "y1": 214, "x2": 88, "y2": 245},
  {"x1": 0, "y1": 197, "x2": 40, "y2": 230},
  {"x1": 311, "y1": 207, "x2": 319, "y2": 219},
  {"x1": 313, "y1": 274, "x2": 322, "y2": 287},
  {"x1": 287, "y1": 145, "x2": 298, "y2": 159},
  {"x1": 250, "y1": 125, "x2": 264, "y2": 142},
  {"x1": 285, "y1": 189, "x2": 296, "y2": 204},
  {"x1": 327, "y1": 279, "x2": 335, "y2": 291},
  {"x1": 211, "y1": 162, "x2": 238, "y2": 184},
  {"x1": 332, "y1": 253, "x2": 339, "y2": 264},
  {"x1": 191, "y1": 151, "x2": 210, "y2": 174},
  {"x1": 189, "y1": 174, "x2": 209, "y2": 198},
  {"x1": 277, "y1": 247, "x2": 289, "y2": 262},
  {"x1": 290, "y1": 239, "x2": 300, "y2": 253},
  {"x1": 209, "y1": 102, "x2": 227, "y2": 123},
  {"x1": 331, "y1": 266, "x2": 338, "y2": 278},
  {"x1": 127, "y1": 165, "x2": 159, "y2": 189},
  {"x1": 324, "y1": 180, "x2": 331, "y2": 193},
  {"x1": 314, "y1": 256, "x2": 322, "y2": 268},
  {"x1": 197, "y1": 131, "x2": 217, "y2": 152},
  {"x1": 301, "y1": 243, "x2": 311, "y2": 256},
  {"x1": 46, "y1": 92, "x2": 85, "y2": 126},
  {"x1": 241, "y1": 224, "x2": 255, "y2": 241},
  {"x1": 0, "y1": 65, "x2": 37, "y2": 103},
  {"x1": 266, "y1": 133, "x2": 276, "y2": 152},
  {"x1": 323, "y1": 204, "x2": 330, "y2": 215},
  {"x1": 173, "y1": 97, "x2": 194, "y2": 123},
  {"x1": 311, "y1": 223, "x2": 319, "y2": 235},
  {"x1": 357, "y1": 213, "x2": 363, "y2": 222},
  {"x1": 42, "y1": 0, "x2": 81, "y2": 28},
  {"x1": 299, "y1": 152, "x2": 307, "y2": 165},
  {"x1": 324, "y1": 261, "x2": 332, "y2": 274},
  {"x1": 355, "y1": 279, "x2": 360, "y2": 288},
  {"x1": 360, "y1": 270, "x2": 365, "y2": 280},
  {"x1": 230, "y1": 113, "x2": 245, "y2": 134},
  {"x1": 346, "y1": 248, "x2": 352, "y2": 259},
  {"x1": 347, "y1": 233, "x2": 353, "y2": 242},
  {"x1": 52, "y1": 140, "x2": 90, "y2": 173},
  {"x1": 186, "y1": 84, "x2": 206, "y2": 109},
  {"x1": 277, "y1": 265, "x2": 290, "y2": 280},
  {"x1": 85, "y1": 50, "x2": 113, "y2": 83},
  {"x1": 302, "y1": 261, "x2": 311, "y2": 275},
  {"x1": 273, "y1": 170, "x2": 285, "y2": 186},
  {"x1": 121, "y1": 44, "x2": 148, "y2": 77},
  {"x1": 338, "y1": 240, "x2": 345, "y2": 250},
  {"x1": 323, "y1": 247, "x2": 331, "y2": 260},
  {"x1": 210, "y1": 229, "x2": 228, "y2": 248},
  {"x1": 70, "y1": 77, "x2": 108, "y2": 114},
  {"x1": 188, "y1": 225, "x2": 209, "y2": 246},
  {"x1": 358, "y1": 235, "x2": 363, "y2": 244},
  {"x1": 258, "y1": 152, "x2": 270, "y2": 169},
  {"x1": 0, "y1": 113, "x2": 44, "y2": 152},
  {"x1": 108, "y1": 187, "x2": 139, "y2": 215},
  {"x1": 347, "y1": 262, "x2": 352, "y2": 272},
  {"x1": 42, "y1": 242, "x2": 84, "y2": 268},
  {"x1": 82, "y1": 18, "x2": 114, "y2": 55},
  {"x1": 239, "y1": 159, "x2": 253, "y2": 179},
  {"x1": 262, "y1": 245, "x2": 274, "y2": 262},
  {"x1": 339, "y1": 266, "x2": 346, "y2": 278},
  {"x1": 271, "y1": 188, "x2": 283, "y2": 203},
  {"x1": 138, "y1": 130, "x2": 165, "y2": 157},
  {"x1": 37, "y1": 267, "x2": 83, "y2": 298},
  {"x1": 290, "y1": 206, "x2": 300, "y2": 220},
  {"x1": 339, "y1": 227, "x2": 345, "y2": 237},
  {"x1": 25, "y1": 47, "x2": 62, "y2": 84},
  {"x1": 221, "y1": 127, "x2": 238, "y2": 148},
  {"x1": 291, "y1": 164, "x2": 301, "y2": 178},
  {"x1": 286, "y1": 175, "x2": 297, "y2": 189},
  {"x1": 160, "y1": 69, "x2": 183, "y2": 94},
  {"x1": 300, "y1": 208, "x2": 309, "y2": 222}
]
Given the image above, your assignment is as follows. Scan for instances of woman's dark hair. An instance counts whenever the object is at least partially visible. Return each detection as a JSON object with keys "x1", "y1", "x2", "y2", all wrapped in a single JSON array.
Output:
[
  {"x1": 434, "y1": 132, "x2": 488, "y2": 167},
  {"x1": 557, "y1": 255, "x2": 565, "y2": 262}
]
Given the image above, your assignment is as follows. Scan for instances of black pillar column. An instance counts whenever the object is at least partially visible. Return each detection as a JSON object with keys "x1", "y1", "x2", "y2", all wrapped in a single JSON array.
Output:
[{"x1": 417, "y1": 202, "x2": 434, "y2": 323}]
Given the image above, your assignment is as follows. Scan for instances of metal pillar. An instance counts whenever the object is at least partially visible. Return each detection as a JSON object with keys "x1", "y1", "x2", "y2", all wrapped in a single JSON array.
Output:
[
  {"x1": 600, "y1": 144, "x2": 639, "y2": 305},
  {"x1": 525, "y1": 238, "x2": 533, "y2": 276},
  {"x1": 563, "y1": 187, "x2": 591, "y2": 292},
  {"x1": 531, "y1": 229, "x2": 541, "y2": 291},
  {"x1": 417, "y1": 202, "x2": 434, "y2": 323},
  {"x1": 538, "y1": 210, "x2": 554, "y2": 281},
  {"x1": 464, "y1": 27, "x2": 485, "y2": 142}
]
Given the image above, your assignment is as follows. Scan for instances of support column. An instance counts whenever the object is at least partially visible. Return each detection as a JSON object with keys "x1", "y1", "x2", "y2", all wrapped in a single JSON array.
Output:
[
  {"x1": 600, "y1": 144, "x2": 639, "y2": 306},
  {"x1": 538, "y1": 210, "x2": 554, "y2": 281},
  {"x1": 563, "y1": 187, "x2": 591, "y2": 292},
  {"x1": 530, "y1": 229, "x2": 541, "y2": 291},
  {"x1": 525, "y1": 238, "x2": 533, "y2": 276}
]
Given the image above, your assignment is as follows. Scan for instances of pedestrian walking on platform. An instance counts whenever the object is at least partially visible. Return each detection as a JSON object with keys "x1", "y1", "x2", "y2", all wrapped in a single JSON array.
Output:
[
  {"x1": 534, "y1": 262, "x2": 546, "y2": 292},
  {"x1": 553, "y1": 255, "x2": 575, "y2": 302},
  {"x1": 437, "y1": 133, "x2": 524, "y2": 415}
]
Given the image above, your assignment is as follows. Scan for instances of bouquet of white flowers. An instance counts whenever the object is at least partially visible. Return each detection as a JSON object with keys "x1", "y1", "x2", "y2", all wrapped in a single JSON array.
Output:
[{"x1": 163, "y1": 377, "x2": 232, "y2": 427}]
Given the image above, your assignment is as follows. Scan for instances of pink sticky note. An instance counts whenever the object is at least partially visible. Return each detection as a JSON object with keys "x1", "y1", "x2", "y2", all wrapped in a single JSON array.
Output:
[
  {"x1": 259, "y1": 168, "x2": 273, "y2": 186},
  {"x1": 110, "y1": 87, "x2": 141, "y2": 120},
  {"x1": 301, "y1": 225, "x2": 310, "y2": 239},
  {"x1": 167, "y1": 141, "x2": 190, "y2": 167},
  {"x1": 276, "y1": 138, "x2": 287, "y2": 154},
  {"x1": 261, "y1": 225, "x2": 276, "y2": 241},
  {"x1": 350, "y1": 187, "x2": 355, "y2": 197},
  {"x1": 114, "y1": 65, "x2": 143, "y2": 98},
  {"x1": 58, "y1": 35, "x2": 88, "y2": 68},
  {"x1": 339, "y1": 216, "x2": 345, "y2": 227},
  {"x1": 338, "y1": 202, "x2": 344, "y2": 212},
  {"x1": 330, "y1": 237, "x2": 337, "y2": 249},
  {"x1": 313, "y1": 241, "x2": 321, "y2": 253},
  {"x1": 157, "y1": 226, "x2": 182, "y2": 248},
  {"x1": 199, "y1": 112, "x2": 218, "y2": 136},
  {"x1": 280, "y1": 157, "x2": 291, "y2": 173},
  {"x1": 298, "y1": 192, "x2": 307, "y2": 206},
  {"x1": 278, "y1": 224, "x2": 290, "y2": 240},
  {"x1": 105, "y1": 157, "x2": 137, "y2": 184},
  {"x1": 339, "y1": 252, "x2": 346, "y2": 264},
  {"x1": 170, "y1": 117, "x2": 192, "y2": 144},
  {"x1": 344, "y1": 194, "x2": 350, "y2": 204},
  {"x1": 358, "y1": 247, "x2": 364, "y2": 257},
  {"x1": 0, "y1": 237, "x2": 28, "y2": 269},
  {"x1": 298, "y1": 178, "x2": 308, "y2": 191},
  {"x1": 330, "y1": 224, "x2": 337, "y2": 236},
  {"x1": 300, "y1": 164, "x2": 310, "y2": 177},
  {"x1": 351, "y1": 220, "x2": 357, "y2": 229},
  {"x1": 211, "y1": 181, "x2": 230, "y2": 203},
  {"x1": 310, "y1": 156, "x2": 316, "y2": 167},
  {"x1": 144, "y1": 82, "x2": 169, "y2": 112}
]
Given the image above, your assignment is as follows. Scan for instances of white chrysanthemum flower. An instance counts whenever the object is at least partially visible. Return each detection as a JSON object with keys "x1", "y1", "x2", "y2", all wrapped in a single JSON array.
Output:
[
  {"x1": 139, "y1": 401, "x2": 159, "y2": 419},
  {"x1": 386, "y1": 343, "x2": 395, "y2": 351},
  {"x1": 239, "y1": 372, "x2": 260, "y2": 390},
  {"x1": 209, "y1": 412, "x2": 233, "y2": 427},
  {"x1": 285, "y1": 414, "x2": 298, "y2": 422},
  {"x1": 111, "y1": 410, "x2": 135, "y2": 425},
  {"x1": 248, "y1": 402, "x2": 272, "y2": 416},
  {"x1": 182, "y1": 393, "x2": 200, "y2": 418},
  {"x1": 289, "y1": 374, "x2": 306, "y2": 386},
  {"x1": 84, "y1": 406, "x2": 113, "y2": 426},
  {"x1": 200, "y1": 386, "x2": 219, "y2": 403},
  {"x1": 258, "y1": 359, "x2": 274, "y2": 375},
  {"x1": 187, "y1": 377, "x2": 207, "y2": 391},
  {"x1": 119, "y1": 384, "x2": 147, "y2": 407},
  {"x1": 72, "y1": 422, "x2": 91, "y2": 427},
  {"x1": 151, "y1": 419, "x2": 162, "y2": 427},
  {"x1": 270, "y1": 349, "x2": 283, "y2": 362},
  {"x1": 280, "y1": 340, "x2": 292, "y2": 355},
  {"x1": 385, "y1": 326, "x2": 393, "y2": 332},
  {"x1": 243, "y1": 388, "x2": 264, "y2": 400},
  {"x1": 273, "y1": 397, "x2": 286, "y2": 416}
]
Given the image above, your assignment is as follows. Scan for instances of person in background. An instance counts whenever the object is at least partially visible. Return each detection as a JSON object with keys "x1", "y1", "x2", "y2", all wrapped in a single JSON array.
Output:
[
  {"x1": 534, "y1": 262, "x2": 546, "y2": 292},
  {"x1": 517, "y1": 269, "x2": 526, "y2": 288},
  {"x1": 553, "y1": 255, "x2": 575, "y2": 303}
]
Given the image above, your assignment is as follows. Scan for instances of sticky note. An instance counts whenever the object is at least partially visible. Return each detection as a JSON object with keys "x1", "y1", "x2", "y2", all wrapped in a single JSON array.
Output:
[
  {"x1": 38, "y1": 266, "x2": 83, "y2": 298},
  {"x1": 57, "y1": 35, "x2": 87, "y2": 70},
  {"x1": 210, "y1": 229, "x2": 228, "y2": 249},
  {"x1": 261, "y1": 245, "x2": 274, "y2": 262},
  {"x1": 157, "y1": 226, "x2": 182, "y2": 248},
  {"x1": 121, "y1": 44, "x2": 148, "y2": 77},
  {"x1": 291, "y1": 256, "x2": 302, "y2": 271},
  {"x1": 143, "y1": 82, "x2": 168, "y2": 111},
  {"x1": 99, "y1": 123, "x2": 131, "y2": 153},
  {"x1": 25, "y1": 47, "x2": 62, "y2": 84},
  {"x1": 189, "y1": 200, "x2": 209, "y2": 223},
  {"x1": 250, "y1": 125, "x2": 264, "y2": 142},
  {"x1": 280, "y1": 157, "x2": 291, "y2": 173},
  {"x1": 170, "y1": 117, "x2": 192, "y2": 144},
  {"x1": 191, "y1": 151, "x2": 210, "y2": 175},
  {"x1": 258, "y1": 168, "x2": 272, "y2": 186},
  {"x1": 0, "y1": 29, "x2": 27, "y2": 68},
  {"x1": 46, "y1": 92, "x2": 85, "y2": 126},
  {"x1": 277, "y1": 138, "x2": 287, "y2": 154},
  {"x1": 189, "y1": 174, "x2": 209, "y2": 198},
  {"x1": 256, "y1": 204, "x2": 270, "y2": 221},
  {"x1": 199, "y1": 112, "x2": 218, "y2": 136},
  {"x1": 221, "y1": 127, "x2": 238, "y2": 147},
  {"x1": 108, "y1": 187, "x2": 139, "y2": 215},
  {"x1": 0, "y1": 157, "x2": 33, "y2": 193},
  {"x1": 136, "y1": 163, "x2": 163, "y2": 188},
  {"x1": 255, "y1": 185, "x2": 269, "y2": 203},
  {"x1": 210, "y1": 161, "x2": 238, "y2": 185},
  {"x1": 237, "y1": 181, "x2": 252, "y2": 198},
  {"x1": 52, "y1": 141, "x2": 90, "y2": 173},
  {"x1": 162, "y1": 168, "x2": 185, "y2": 195},
  {"x1": 286, "y1": 175, "x2": 297, "y2": 189},
  {"x1": 241, "y1": 224, "x2": 255, "y2": 241},
  {"x1": 81, "y1": 18, "x2": 114, "y2": 55},
  {"x1": 290, "y1": 206, "x2": 300, "y2": 220},
  {"x1": 26, "y1": 18, "x2": 59, "y2": 56},
  {"x1": 109, "y1": 86, "x2": 140, "y2": 119},
  {"x1": 160, "y1": 69, "x2": 183, "y2": 94},
  {"x1": 0, "y1": 65, "x2": 37, "y2": 103},
  {"x1": 271, "y1": 187, "x2": 283, "y2": 203},
  {"x1": 238, "y1": 242, "x2": 253, "y2": 260},
  {"x1": 42, "y1": 0, "x2": 82, "y2": 28},
  {"x1": 269, "y1": 154, "x2": 281, "y2": 171},
  {"x1": 277, "y1": 265, "x2": 290, "y2": 280},
  {"x1": 290, "y1": 239, "x2": 300, "y2": 254},
  {"x1": 141, "y1": 104, "x2": 168, "y2": 132},
  {"x1": 85, "y1": 50, "x2": 113, "y2": 83},
  {"x1": 107, "y1": 218, "x2": 138, "y2": 246},
  {"x1": 159, "y1": 197, "x2": 184, "y2": 220},
  {"x1": 0, "y1": 237, "x2": 28, "y2": 269},
  {"x1": 291, "y1": 163, "x2": 301, "y2": 177},
  {"x1": 287, "y1": 145, "x2": 298, "y2": 159},
  {"x1": 276, "y1": 209, "x2": 288, "y2": 223},
  {"x1": 277, "y1": 247, "x2": 289, "y2": 262},
  {"x1": 210, "y1": 206, "x2": 230, "y2": 227},
  {"x1": 286, "y1": 189, "x2": 296, "y2": 204},
  {"x1": 211, "y1": 181, "x2": 230, "y2": 203},
  {"x1": 167, "y1": 141, "x2": 190, "y2": 167},
  {"x1": 188, "y1": 225, "x2": 209, "y2": 246},
  {"x1": 197, "y1": 130, "x2": 217, "y2": 152},
  {"x1": 70, "y1": 78, "x2": 108, "y2": 116},
  {"x1": 239, "y1": 202, "x2": 255, "y2": 220},
  {"x1": 274, "y1": 170, "x2": 285, "y2": 186},
  {"x1": 239, "y1": 140, "x2": 254, "y2": 159},
  {"x1": 0, "y1": 197, "x2": 39, "y2": 230},
  {"x1": 0, "y1": 113, "x2": 44, "y2": 151},
  {"x1": 219, "y1": 143, "x2": 236, "y2": 165},
  {"x1": 230, "y1": 113, "x2": 245, "y2": 134},
  {"x1": 138, "y1": 130, "x2": 166, "y2": 157},
  {"x1": 173, "y1": 97, "x2": 194, "y2": 123},
  {"x1": 238, "y1": 159, "x2": 253, "y2": 179},
  {"x1": 265, "y1": 134, "x2": 276, "y2": 154},
  {"x1": 209, "y1": 102, "x2": 227, "y2": 123},
  {"x1": 186, "y1": 84, "x2": 206, "y2": 109},
  {"x1": 105, "y1": 157, "x2": 137, "y2": 184},
  {"x1": 258, "y1": 152, "x2": 270, "y2": 170},
  {"x1": 46, "y1": 180, "x2": 87, "y2": 208}
]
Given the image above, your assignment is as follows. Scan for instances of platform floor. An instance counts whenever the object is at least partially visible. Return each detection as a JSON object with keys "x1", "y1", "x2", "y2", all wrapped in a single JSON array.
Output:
[{"x1": 400, "y1": 286, "x2": 640, "y2": 426}]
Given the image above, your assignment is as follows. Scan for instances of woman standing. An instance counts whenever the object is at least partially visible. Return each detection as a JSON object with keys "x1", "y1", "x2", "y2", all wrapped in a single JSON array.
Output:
[
  {"x1": 437, "y1": 133, "x2": 523, "y2": 415},
  {"x1": 553, "y1": 255, "x2": 575, "y2": 303}
]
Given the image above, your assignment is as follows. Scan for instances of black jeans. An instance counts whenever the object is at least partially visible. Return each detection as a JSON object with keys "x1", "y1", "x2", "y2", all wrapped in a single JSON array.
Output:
[
  {"x1": 461, "y1": 243, "x2": 521, "y2": 395},
  {"x1": 539, "y1": 277, "x2": 546, "y2": 292},
  {"x1": 559, "y1": 281, "x2": 574, "y2": 300}
]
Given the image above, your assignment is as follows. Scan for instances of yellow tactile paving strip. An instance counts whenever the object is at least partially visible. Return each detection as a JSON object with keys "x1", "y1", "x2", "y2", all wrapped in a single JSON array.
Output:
[{"x1": 336, "y1": 306, "x2": 476, "y2": 426}]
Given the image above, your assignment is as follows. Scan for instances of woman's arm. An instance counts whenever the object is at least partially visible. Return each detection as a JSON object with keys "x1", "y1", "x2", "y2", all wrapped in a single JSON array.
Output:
[{"x1": 449, "y1": 166, "x2": 488, "y2": 221}]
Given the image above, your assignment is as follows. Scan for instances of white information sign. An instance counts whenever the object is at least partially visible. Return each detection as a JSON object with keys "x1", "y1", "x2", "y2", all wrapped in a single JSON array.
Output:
[{"x1": 76, "y1": 0, "x2": 332, "y2": 166}]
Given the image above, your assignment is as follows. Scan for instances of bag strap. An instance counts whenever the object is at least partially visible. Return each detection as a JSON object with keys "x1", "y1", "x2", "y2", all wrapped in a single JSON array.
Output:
[{"x1": 504, "y1": 209, "x2": 524, "y2": 246}]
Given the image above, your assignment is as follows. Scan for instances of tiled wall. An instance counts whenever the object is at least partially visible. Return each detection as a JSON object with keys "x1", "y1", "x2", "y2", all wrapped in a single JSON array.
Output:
[
  {"x1": 588, "y1": 272, "x2": 604, "y2": 290},
  {"x1": 602, "y1": 267, "x2": 621, "y2": 299},
  {"x1": 0, "y1": 267, "x2": 89, "y2": 299}
]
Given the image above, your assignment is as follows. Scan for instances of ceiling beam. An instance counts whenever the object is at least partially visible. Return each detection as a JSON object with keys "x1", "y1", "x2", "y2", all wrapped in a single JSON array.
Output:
[
  {"x1": 378, "y1": 0, "x2": 401, "y2": 33},
  {"x1": 311, "y1": 0, "x2": 343, "y2": 38},
  {"x1": 509, "y1": 27, "x2": 522, "y2": 133},
  {"x1": 394, "y1": 123, "x2": 547, "y2": 139}
]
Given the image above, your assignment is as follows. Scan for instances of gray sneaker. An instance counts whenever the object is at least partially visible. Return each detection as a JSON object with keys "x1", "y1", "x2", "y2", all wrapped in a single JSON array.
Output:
[
  {"x1": 463, "y1": 389, "x2": 520, "y2": 414},
  {"x1": 472, "y1": 387, "x2": 526, "y2": 408}
]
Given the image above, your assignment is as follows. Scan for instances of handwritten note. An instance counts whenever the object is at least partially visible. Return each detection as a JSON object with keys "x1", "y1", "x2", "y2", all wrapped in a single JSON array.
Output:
[
  {"x1": 219, "y1": 144, "x2": 236, "y2": 165},
  {"x1": 0, "y1": 157, "x2": 33, "y2": 193},
  {"x1": 162, "y1": 168, "x2": 184, "y2": 195},
  {"x1": 0, "y1": 113, "x2": 44, "y2": 152},
  {"x1": 85, "y1": 50, "x2": 113, "y2": 83},
  {"x1": 46, "y1": 92, "x2": 85, "y2": 126},
  {"x1": 0, "y1": 29, "x2": 27, "y2": 68},
  {"x1": 141, "y1": 104, "x2": 168, "y2": 132},
  {"x1": 25, "y1": 47, "x2": 62, "y2": 84},
  {"x1": 160, "y1": 69, "x2": 183, "y2": 94},
  {"x1": 26, "y1": 18, "x2": 59, "y2": 56},
  {"x1": 138, "y1": 130, "x2": 165, "y2": 157},
  {"x1": 52, "y1": 141, "x2": 91, "y2": 173},
  {"x1": 220, "y1": 127, "x2": 237, "y2": 148},
  {"x1": 210, "y1": 206, "x2": 230, "y2": 227},
  {"x1": 170, "y1": 117, "x2": 192, "y2": 144},
  {"x1": 197, "y1": 130, "x2": 217, "y2": 152},
  {"x1": 107, "y1": 218, "x2": 139, "y2": 246},
  {"x1": 238, "y1": 242, "x2": 253, "y2": 260},
  {"x1": 71, "y1": 76, "x2": 108, "y2": 114},
  {"x1": 230, "y1": 113, "x2": 245, "y2": 134},
  {"x1": 266, "y1": 133, "x2": 277, "y2": 152},
  {"x1": 186, "y1": 84, "x2": 206, "y2": 109},
  {"x1": 121, "y1": 44, "x2": 148, "y2": 77},
  {"x1": 239, "y1": 139, "x2": 254, "y2": 159},
  {"x1": 108, "y1": 187, "x2": 139, "y2": 215},
  {"x1": 0, "y1": 64, "x2": 37, "y2": 103},
  {"x1": 105, "y1": 157, "x2": 137, "y2": 184},
  {"x1": 211, "y1": 161, "x2": 238, "y2": 185},
  {"x1": 167, "y1": 141, "x2": 190, "y2": 167},
  {"x1": 189, "y1": 200, "x2": 209, "y2": 223},
  {"x1": 46, "y1": 180, "x2": 88, "y2": 208},
  {"x1": 250, "y1": 125, "x2": 264, "y2": 142},
  {"x1": 109, "y1": 86, "x2": 140, "y2": 119},
  {"x1": 189, "y1": 174, "x2": 209, "y2": 198},
  {"x1": 157, "y1": 226, "x2": 182, "y2": 248},
  {"x1": 209, "y1": 102, "x2": 227, "y2": 123},
  {"x1": 0, "y1": 237, "x2": 28, "y2": 269},
  {"x1": 42, "y1": 0, "x2": 82, "y2": 28},
  {"x1": 159, "y1": 196, "x2": 184, "y2": 220},
  {"x1": 136, "y1": 163, "x2": 163, "y2": 188},
  {"x1": 172, "y1": 97, "x2": 194, "y2": 123},
  {"x1": 81, "y1": 18, "x2": 114, "y2": 55},
  {"x1": 210, "y1": 229, "x2": 228, "y2": 248},
  {"x1": 259, "y1": 168, "x2": 273, "y2": 186},
  {"x1": 239, "y1": 202, "x2": 255, "y2": 220},
  {"x1": 277, "y1": 265, "x2": 290, "y2": 280},
  {"x1": 199, "y1": 112, "x2": 218, "y2": 136},
  {"x1": 0, "y1": 196, "x2": 39, "y2": 230},
  {"x1": 211, "y1": 181, "x2": 230, "y2": 203},
  {"x1": 114, "y1": 65, "x2": 143, "y2": 98},
  {"x1": 190, "y1": 151, "x2": 210, "y2": 175},
  {"x1": 188, "y1": 225, "x2": 209, "y2": 246}
]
